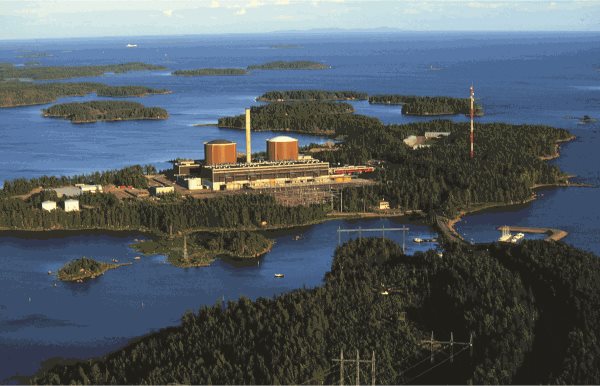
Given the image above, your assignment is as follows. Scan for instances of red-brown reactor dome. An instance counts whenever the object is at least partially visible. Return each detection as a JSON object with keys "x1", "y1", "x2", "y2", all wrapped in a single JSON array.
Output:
[
  {"x1": 204, "y1": 139, "x2": 237, "y2": 165},
  {"x1": 266, "y1": 136, "x2": 299, "y2": 161}
]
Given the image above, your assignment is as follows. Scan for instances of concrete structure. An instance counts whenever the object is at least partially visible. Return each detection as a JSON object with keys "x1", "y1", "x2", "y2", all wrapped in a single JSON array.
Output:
[
  {"x1": 245, "y1": 108, "x2": 252, "y2": 163},
  {"x1": 51, "y1": 186, "x2": 81, "y2": 197},
  {"x1": 150, "y1": 186, "x2": 175, "y2": 196},
  {"x1": 41, "y1": 200, "x2": 57, "y2": 212},
  {"x1": 424, "y1": 132, "x2": 451, "y2": 139},
  {"x1": 63, "y1": 199, "x2": 79, "y2": 212},
  {"x1": 200, "y1": 159, "x2": 330, "y2": 191},
  {"x1": 75, "y1": 184, "x2": 103, "y2": 194},
  {"x1": 185, "y1": 177, "x2": 205, "y2": 190},
  {"x1": 204, "y1": 140, "x2": 237, "y2": 166},
  {"x1": 267, "y1": 136, "x2": 299, "y2": 161},
  {"x1": 403, "y1": 135, "x2": 430, "y2": 150},
  {"x1": 174, "y1": 160, "x2": 201, "y2": 176}
]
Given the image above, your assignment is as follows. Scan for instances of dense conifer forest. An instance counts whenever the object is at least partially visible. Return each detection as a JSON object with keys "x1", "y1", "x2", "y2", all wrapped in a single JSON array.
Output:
[
  {"x1": 0, "y1": 81, "x2": 170, "y2": 107},
  {"x1": 247, "y1": 61, "x2": 329, "y2": 70},
  {"x1": 217, "y1": 101, "x2": 377, "y2": 135},
  {"x1": 31, "y1": 238, "x2": 600, "y2": 384},
  {"x1": 0, "y1": 62, "x2": 165, "y2": 80},
  {"x1": 172, "y1": 68, "x2": 248, "y2": 76},
  {"x1": 257, "y1": 90, "x2": 368, "y2": 101},
  {"x1": 43, "y1": 101, "x2": 168, "y2": 123},
  {"x1": 369, "y1": 94, "x2": 483, "y2": 116}
]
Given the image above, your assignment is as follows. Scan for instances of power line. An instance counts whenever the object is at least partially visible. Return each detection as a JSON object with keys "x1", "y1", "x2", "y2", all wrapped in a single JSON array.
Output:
[{"x1": 402, "y1": 345, "x2": 470, "y2": 385}]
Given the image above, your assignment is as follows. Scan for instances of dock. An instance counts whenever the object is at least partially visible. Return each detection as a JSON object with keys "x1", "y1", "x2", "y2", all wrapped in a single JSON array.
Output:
[{"x1": 497, "y1": 226, "x2": 568, "y2": 242}]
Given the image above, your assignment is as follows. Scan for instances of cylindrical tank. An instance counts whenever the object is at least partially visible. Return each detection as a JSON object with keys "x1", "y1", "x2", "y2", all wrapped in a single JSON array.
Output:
[
  {"x1": 267, "y1": 136, "x2": 299, "y2": 161},
  {"x1": 204, "y1": 139, "x2": 237, "y2": 165}
]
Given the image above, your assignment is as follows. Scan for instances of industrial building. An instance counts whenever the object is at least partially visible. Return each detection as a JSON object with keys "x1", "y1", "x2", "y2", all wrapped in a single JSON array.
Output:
[
  {"x1": 41, "y1": 201, "x2": 57, "y2": 212},
  {"x1": 75, "y1": 184, "x2": 103, "y2": 194},
  {"x1": 63, "y1": 199, "x2": 79, "y2": 212},
  {"x1": 175, "y1": 107, "x2": 373, "y2": 191}
]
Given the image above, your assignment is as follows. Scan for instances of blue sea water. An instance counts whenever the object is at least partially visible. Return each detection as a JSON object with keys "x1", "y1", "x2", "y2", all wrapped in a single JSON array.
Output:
[{"x1": 1, "y1": 32, "x2": 600, "y2": 380}]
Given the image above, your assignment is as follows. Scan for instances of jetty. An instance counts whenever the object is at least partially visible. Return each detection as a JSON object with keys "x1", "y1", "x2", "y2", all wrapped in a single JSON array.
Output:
[{"x1": 497, "y1": 226, "x2": 568, "y2": 242}]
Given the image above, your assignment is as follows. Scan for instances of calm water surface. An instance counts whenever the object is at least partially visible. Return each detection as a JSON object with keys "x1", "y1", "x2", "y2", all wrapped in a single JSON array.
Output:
[{"x1": 1, "y1": 32, "x2": 600, "y2": 380}]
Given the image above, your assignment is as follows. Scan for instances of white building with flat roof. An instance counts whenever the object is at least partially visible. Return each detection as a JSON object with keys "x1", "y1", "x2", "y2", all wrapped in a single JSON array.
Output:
[
  {"x1": 41, "y1": 201, "x2": 57, "y2": 212},
  {"x1": 150, "y1": 186, "x2": 175, "y2": 196},
  {"x1": 63, "y1": 199, "x2": 79, "y2": 212},
  {"x1": 76, "y1": 184, "x2": 103, "y2": 194}
]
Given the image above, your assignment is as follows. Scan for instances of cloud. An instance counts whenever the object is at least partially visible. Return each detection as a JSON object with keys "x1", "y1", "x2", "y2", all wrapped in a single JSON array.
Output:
[
  {"x1": 162, "y1": 9, "x2": 173, "y2": 17},
  {"x1": 274, "y1": 14, "x2": 295, "y2": 20},
  {"x1": 275, "y1": 0, "x2": 290, "y2": 4},
  {"x1": 466, "y1": 1, "x2": 504, "y2": 9},
  {"x1": 236, "y1": 8, "x2": 247, "y2": 15},
  {"x1": 210, "y1": 0, "x2": 221, "y2": 8},
  {"x1": 247, "y1": 0, "x2": 265, "y2": 7}
]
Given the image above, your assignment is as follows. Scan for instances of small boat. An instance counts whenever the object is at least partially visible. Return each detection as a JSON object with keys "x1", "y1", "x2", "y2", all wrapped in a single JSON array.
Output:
[
  {"x1": 126, "y1": 44, "x2": 138, "y2": 48},
  {"x1": 134, "y1": 256, "x2": 141, "y2": 261},
  {"x1": 47, "y1": 270, "x2": 52, "y2": 275},
  {"x1": 274, "y1": 273, "x2": 285, "y2": 278},
  {"x1": 413, "y1": 237, "x2": 423, "y2": 243},
  {"x1": 293, "y1": 234, "x2": 303, "y2": 241}
]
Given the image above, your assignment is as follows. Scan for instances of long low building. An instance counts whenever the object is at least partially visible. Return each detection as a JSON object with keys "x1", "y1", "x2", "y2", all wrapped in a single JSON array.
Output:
[{"x1": 199, "y1": 159, "x2": 330, "y2": 191}]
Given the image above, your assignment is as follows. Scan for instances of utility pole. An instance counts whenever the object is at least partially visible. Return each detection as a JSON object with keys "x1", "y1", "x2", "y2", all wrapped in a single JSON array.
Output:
[
  {"x1": 339, "y1": 349, "x2": 344, "y2": 386},
  {"x1": 371, "y1": 351, "x2": 376, "y2": 386},
  {"x1": 356, "y1": 350, "x2": 360, "y2": 386}
]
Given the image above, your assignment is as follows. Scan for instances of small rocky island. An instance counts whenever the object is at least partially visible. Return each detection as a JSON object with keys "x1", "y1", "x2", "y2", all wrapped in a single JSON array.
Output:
[
  {"x1": 57, "y1": 257, "x2": 125, "y2": 282},
  {"x1": 42, "y1": 101, "x2": 168, "y2": 123}
]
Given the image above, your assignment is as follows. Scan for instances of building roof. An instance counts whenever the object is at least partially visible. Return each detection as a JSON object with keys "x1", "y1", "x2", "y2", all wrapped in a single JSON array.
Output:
[
  {"x1": 268, "y1": 135, "x2": 298, "y2": 142},
  {"x1": 64, "y1": 199, "x2": 79, "y2": 203},
  {"x1": 205, "y1": 139, "x2": 235, "y2": 145}
]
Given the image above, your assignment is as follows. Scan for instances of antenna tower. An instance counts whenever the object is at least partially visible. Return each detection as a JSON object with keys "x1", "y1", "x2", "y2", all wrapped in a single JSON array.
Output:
[{"x1": 470, "y1": 85, "x2": 475, "y2": 159}]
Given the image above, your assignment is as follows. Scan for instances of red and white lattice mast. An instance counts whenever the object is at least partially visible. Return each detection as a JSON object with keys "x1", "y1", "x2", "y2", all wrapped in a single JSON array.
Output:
[{"x1": 469, "y1": 85, "x2": 475, "y2": 159}]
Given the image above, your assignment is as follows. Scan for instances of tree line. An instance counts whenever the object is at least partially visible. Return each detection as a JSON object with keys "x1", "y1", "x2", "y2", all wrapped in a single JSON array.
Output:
[
  {"x1": 257, "y1": 90, "x2": 367, "y2": 102},
  {"x1": 43, "y1": 101, "x2": 168, "y2": 123},
  {"x1": 1, "y1": 165, "x2": 156, "y2": 196},
  {"x1": 31, "y1": 238, "x2": 600, "y2": 384},
  {"x1": 172, "y1": 68, "x2": 248, "y2": 76}
]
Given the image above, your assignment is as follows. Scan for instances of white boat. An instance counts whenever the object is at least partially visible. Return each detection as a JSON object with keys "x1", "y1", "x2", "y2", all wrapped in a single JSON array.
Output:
[
  {"x1": 126, "y1": 44, "x2": 138, "y2": 48},
  {"x1": 134, "y1": 256, "x2": 141, "y2": 260},
  {"x1": 413, "y1": 237, "x2": 423, "y2": 243},
  {"x1": 274, "y1": 273, "x2": 284, "y2": 278}
]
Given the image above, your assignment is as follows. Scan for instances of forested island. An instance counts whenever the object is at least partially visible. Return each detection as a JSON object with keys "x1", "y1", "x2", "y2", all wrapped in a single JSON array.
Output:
[
  {"x1": 33, "y1": 238, "x2": 600, "y2": 384},
  {"x1": 218, "y1": 101, "x2": 375, "y2": 135},
  {"x1": 369, "y1": 94, "x2": 484, "y2": 116},
  {"x1": 42, "y1": 101, "x2": 168, "y2": 123},
  {"x1": 0, "y1": 62, "x2": 165, "y2": 80},
  {"x1": 0, "y1": 81, "x2": 171, "y2": 108},
  {"x1": 172, "y1": 68, "x2": 248, "y2": 76},
  {"x1": 257, "y1": 90, "x2": 368, "y2": 102},
  {"x1": 57, "y1": 257, "x2": 124, "y2": 282},
  {"x1": 247, "y1": 61, "x2": 329, "y2": 70},
  {"x1": 132, "y1": 231, "x2": 273, "y2": 267}
]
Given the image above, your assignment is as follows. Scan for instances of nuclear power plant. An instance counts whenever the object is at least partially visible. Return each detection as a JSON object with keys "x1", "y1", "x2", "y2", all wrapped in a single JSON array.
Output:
[{"x1": 173, "y1": 108, "x2": 372, "y2": 191}]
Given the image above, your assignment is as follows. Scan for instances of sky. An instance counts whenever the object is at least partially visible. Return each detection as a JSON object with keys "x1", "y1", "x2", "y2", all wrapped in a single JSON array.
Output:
[{"x1": 1, "y1": 0, "x2": 600, "y2": 40}]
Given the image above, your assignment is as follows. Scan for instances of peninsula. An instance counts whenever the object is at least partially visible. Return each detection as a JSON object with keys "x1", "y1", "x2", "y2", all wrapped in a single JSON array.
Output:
[
  {"x1": 172, "y1": 68, "x2": 248, "y2": 76},
  {"x1": 0, "y1": 62, "x2": 166, "y2": 81},
  {"x1": 42, "y1": 101, "x2": 168, "y2": 123},
  {"x1": 369, "y1": 94, "x2": 484, "y2": 116},
  {"x1": 247, "y1": 60, "x2": 329, "y2": 70},
  {"x1": 0, "y1": 81, "x2": 171, "y2": 108},
  {"x1": 57, "y1": 257, "x2": 125, "y2": 282}
]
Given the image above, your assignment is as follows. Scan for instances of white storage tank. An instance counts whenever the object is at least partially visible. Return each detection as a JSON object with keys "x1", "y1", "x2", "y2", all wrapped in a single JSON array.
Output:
[
  {"x1": 41, "y1": 201, "x2": 57, "y2": 212},
  {"x1": 63, "y1": 199, "x2": 80, "y2": 212}
]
